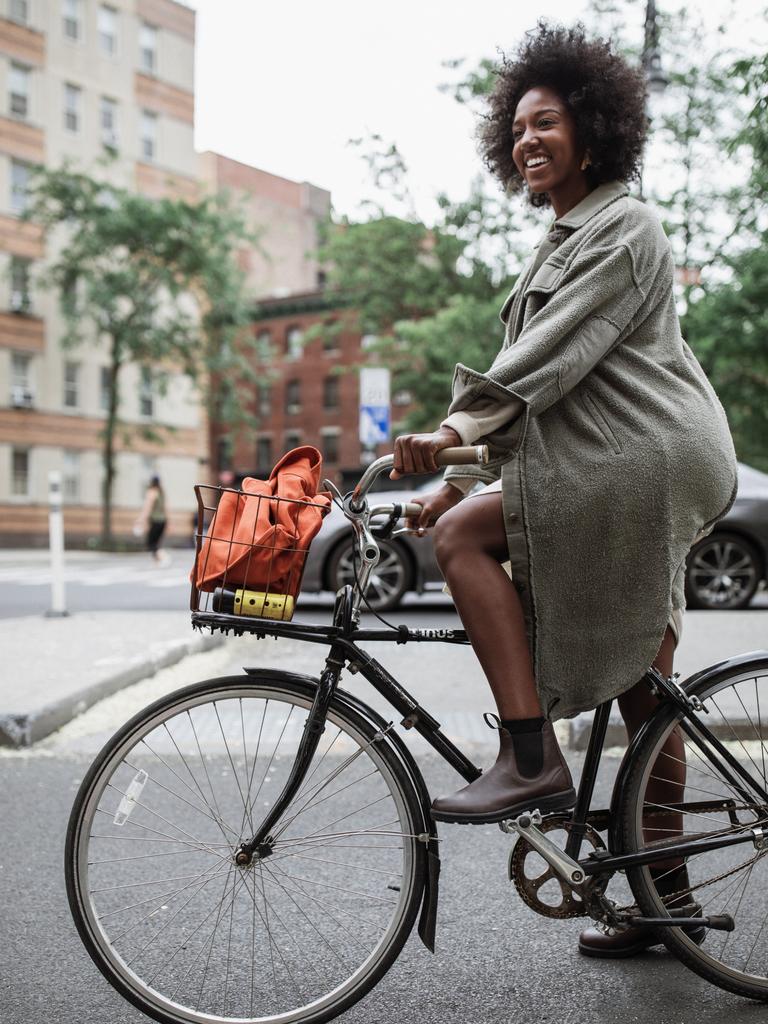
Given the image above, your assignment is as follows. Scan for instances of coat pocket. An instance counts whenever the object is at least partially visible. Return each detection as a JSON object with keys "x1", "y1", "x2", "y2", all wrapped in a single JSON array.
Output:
[
  {"x1": 581, "y1": 390, "x2": 623, "y2": 455},
  {"x1": 524, "y1": 256, "x2": 566, "y2": 296}
]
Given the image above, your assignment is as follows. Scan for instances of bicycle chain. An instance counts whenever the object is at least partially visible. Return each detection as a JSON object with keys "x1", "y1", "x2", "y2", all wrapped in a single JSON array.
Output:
[{"x1": 617, "y1": 836, "x2": 768, "y2": 913}]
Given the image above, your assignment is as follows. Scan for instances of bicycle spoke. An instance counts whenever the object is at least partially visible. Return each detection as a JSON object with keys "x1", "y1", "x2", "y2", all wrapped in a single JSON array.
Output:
[{"x1": 70, "y1": 684, "x2": 419, "y2": 1023}]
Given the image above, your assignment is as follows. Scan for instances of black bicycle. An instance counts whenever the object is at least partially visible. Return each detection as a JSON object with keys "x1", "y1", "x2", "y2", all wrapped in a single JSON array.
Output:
[{"x1": 66, "y1": 447, "x2": 768, "y2": 1024}]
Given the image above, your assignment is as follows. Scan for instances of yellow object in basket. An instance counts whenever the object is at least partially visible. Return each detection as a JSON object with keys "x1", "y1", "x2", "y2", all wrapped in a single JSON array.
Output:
[{"x1": 233, "y1": 589, "x2": 295, "y2": 620}]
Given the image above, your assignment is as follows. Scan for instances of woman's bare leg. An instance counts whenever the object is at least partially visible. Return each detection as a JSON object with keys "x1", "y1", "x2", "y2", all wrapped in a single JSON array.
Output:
[
  {"x1": 432, "y1": 492, "x2": 542, "y2": 719},
  {"x1": 618, "y1": 625, "x2": 686, "y2": 871}
]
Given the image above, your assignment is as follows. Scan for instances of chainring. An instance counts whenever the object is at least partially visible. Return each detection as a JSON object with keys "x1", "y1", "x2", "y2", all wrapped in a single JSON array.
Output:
[{"x1": 508, "y1": 815, "x2": 608, "y2": 919}]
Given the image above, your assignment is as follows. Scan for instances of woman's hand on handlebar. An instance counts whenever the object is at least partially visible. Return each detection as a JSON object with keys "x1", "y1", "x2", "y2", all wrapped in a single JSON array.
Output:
[
  {"x1": 405, "y1": 482, "x2": 464, "y2": 532},
  {"x1": 390, "y1": 425, "x2": 462, "y2": 480}
]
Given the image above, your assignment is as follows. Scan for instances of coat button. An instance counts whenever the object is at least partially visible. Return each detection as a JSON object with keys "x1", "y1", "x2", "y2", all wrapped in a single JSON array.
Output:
[{"x1": 508, "y1": 512, "x2": 518, "y2": 522}]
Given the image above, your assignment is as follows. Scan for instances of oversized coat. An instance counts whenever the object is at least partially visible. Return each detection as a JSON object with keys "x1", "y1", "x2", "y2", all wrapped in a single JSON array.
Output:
[{"x1": 442, "y1": 180, "x2": 738, "y2": 720}]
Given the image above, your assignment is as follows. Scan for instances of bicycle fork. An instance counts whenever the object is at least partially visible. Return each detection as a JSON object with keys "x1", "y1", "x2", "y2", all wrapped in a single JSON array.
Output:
[{"x1": 234, "y1": 644, "x2": 346, "y2": 866}]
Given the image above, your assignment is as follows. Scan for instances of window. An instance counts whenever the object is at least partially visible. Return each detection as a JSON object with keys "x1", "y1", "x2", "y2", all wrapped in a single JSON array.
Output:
[
  {"x1": 217, "y1": 436, "x2": 232, "y2": 472},
  {"x1": 256, "y1": 436, "x2": 272, "y2": 470},
  {"x1": 64, "y1": 82, "x2": 81, "y2": 132},
  {"x1": 139, "y1": 23, "x2": 157, "y2": 73},
  {"x1": 9, "y1": 63, "x2": 29, "y2": 119},
  {"x1": 100, "y1": 96, "x2": 118, "y2": 148},
  {"x1": 98, "y1": 5, "x2": 117, "y2": 55},
  {"x1": 10, "y1": 160, "x2": 30, "y2": 214},
  {"x1": 284, "y1": 431, "x2": 301, "y2": 452},
  {"x1": 257, "y1": 379, "x2": 271, "y2": 416},
  {"x1": 321, "y1": 429, "x2": 340, "y2": 464},
  {"x1": 284, "y1": 379, "x2": 301, "y2": 415},
  {"x1": 100, "y1": 366, "x2": 112, "y2": 412},
  {"x1": 286, "y1": 326, "x2": 303, "y2": 360},
  {"x1": 9, "y1": 0, "x2": 29, "y2": 25},
  {"x1": 10, "y1": 352, "x2": 33, "y2": 406},
  {"x1": 62, "y1": 0, "x2": 81, "y2": 41},
  {"x1": 140, "y1": 110, "x2": 157, "y2": 161},
  {"x1": 322, "y1": 325, "x2": 340, "y2": 355},
  {"x1": 256, "y1": 329, "x2": 272, "y2": 361},
  {"x1": 322, "y1": 375, "x2": 339, "y2": 411},
  {"x1": 11, "y1": 448, "x2": 29, "y2": 497},
  {"x1": 361, "y1": 334, "x2": 378, "y2": 351},
  {"x1": 10, "y1": 256, "x2": 31, "y2": 313},
  {"x1": 139, "y1": 366, "x2": 153, "y2": 418},
  {"x1": 63, "y1": 361, "x2": 79, "y2": 409},
  {"x1": 62, "y1": 450, "x2": 80, "y2": 502}
]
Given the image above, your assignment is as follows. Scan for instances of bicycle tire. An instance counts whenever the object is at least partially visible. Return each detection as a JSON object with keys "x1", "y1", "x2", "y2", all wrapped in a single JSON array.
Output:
[
  {"x1": 65, "y1": 673, "x2": 426, "y2": 1024},
  {"x1": 619, "y1": 657, "x2": 768, "y2": 1000}
]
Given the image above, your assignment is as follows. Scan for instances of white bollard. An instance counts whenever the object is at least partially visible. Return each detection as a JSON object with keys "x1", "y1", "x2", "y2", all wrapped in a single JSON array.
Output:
[{"x1": 46, "y1": 469, "x2": 69, "y2": 618}]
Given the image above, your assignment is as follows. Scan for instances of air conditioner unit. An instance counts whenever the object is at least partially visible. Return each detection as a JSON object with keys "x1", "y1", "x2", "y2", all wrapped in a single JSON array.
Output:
[
  {"x1": 102, "y1": 131, "x2": 119, "y2": 148},
  {"x1": 11, "y1": 385, "x2": 34, "y2": 408},
  {"x1": 287, "y1": 403, "x2": 301, "y2": 415},
  {"x1": 10, "y1": 290, "x2": 29, "y2": 313}
]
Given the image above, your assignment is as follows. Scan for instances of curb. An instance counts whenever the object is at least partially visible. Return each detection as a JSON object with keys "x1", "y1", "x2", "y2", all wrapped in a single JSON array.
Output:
[{"x1": 0, "y1": 630, "x2": 224, "y2": 749}]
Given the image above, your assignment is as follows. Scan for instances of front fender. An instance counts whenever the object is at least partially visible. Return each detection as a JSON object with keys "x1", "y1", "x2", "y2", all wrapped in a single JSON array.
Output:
[
  {"x1": 608, "y1": 650, "x2": 768, "y2": 853},
  {"x1": 243, "y1": 665, "x2": 441, "y2": 952}
]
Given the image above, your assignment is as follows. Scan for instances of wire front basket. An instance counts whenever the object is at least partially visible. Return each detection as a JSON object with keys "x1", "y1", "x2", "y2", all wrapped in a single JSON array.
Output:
[{"x1": 190, "y1": 483, "x2": 331, "y2": 626}]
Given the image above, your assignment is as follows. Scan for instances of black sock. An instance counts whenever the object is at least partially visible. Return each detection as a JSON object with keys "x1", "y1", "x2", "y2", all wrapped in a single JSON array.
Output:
[{"x1": 500, "y1": 717, "x2": 546, "y2": 778}]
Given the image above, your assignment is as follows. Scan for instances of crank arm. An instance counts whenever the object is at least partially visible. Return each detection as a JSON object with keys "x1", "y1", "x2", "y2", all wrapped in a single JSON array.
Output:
[
  {"x1": 620, "y1": 913, "x2": 735, "y2": 932},
  {"x1": 500, "y1": 809, "x2": 586, "y2": 886}
]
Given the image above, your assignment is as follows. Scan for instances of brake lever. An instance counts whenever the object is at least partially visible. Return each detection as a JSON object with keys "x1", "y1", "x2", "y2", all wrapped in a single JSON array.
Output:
[{"x1": 391, "y1": 526, "x2": 428, "y2": 539}]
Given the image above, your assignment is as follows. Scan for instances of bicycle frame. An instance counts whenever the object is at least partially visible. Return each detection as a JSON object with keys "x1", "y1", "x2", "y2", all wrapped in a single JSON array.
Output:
[
  {"x1": 191, "y1": 449, "x2": 768, "y2": 907},
  {"x1": 192, "y1": 595, "x2": 768, "y2": 885}
]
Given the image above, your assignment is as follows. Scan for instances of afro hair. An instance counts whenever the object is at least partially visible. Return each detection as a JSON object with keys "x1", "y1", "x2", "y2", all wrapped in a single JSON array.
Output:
[{"x1": 480, "y1": 20, "x2": 649, "y2": 207}]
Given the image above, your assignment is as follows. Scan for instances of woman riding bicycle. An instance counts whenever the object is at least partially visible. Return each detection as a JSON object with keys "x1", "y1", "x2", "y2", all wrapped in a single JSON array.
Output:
[{"x1": 391, "y1": 21, "x2": 738, "y2": 956}]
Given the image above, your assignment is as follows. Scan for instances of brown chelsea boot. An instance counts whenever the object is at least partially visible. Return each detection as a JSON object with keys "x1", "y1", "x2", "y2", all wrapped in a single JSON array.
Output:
[{"x1": 430, "y1": 715, "x2": 576, "y2": 825}]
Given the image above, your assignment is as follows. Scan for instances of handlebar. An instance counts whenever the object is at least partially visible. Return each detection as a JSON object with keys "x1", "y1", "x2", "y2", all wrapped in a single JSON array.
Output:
[{"x1": 351, "y1": 445, "x2": 489, "y2": 507}]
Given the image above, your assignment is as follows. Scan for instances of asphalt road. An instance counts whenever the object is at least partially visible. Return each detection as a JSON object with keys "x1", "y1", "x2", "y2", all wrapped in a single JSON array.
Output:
[
  {"x1": 1, "y1": 549, "x2": 767, "y2": 621},
  {"x1": 0, "y1": 550, "x2": 458, "y2": 622},
  {"x1": 3, "y1": 648, "x2": 768, "y2": 1024}
]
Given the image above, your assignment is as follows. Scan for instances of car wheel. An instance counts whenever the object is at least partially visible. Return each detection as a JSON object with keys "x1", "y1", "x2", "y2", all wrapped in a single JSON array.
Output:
[
  {"x1": 327, "y1": 538, "x2": 411, "y2": 611},
  {"x1": 685, "y1": 531, "x2": 762, "y2": 610}
]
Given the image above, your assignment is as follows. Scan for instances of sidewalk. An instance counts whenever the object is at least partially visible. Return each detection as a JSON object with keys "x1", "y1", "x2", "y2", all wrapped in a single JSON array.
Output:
[
  {"x1": 1, "y1": 611, "x2": 221, "y2": 747},
  {"x1": 2, "y1": 602, "x2": 766, "y2": 750}
]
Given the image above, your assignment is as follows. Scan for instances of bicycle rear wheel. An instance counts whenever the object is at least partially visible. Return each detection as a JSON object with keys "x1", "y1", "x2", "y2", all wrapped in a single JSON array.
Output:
[
  {"x1": 620, "y1": 657, "x2": 768, "y2": 999},
  {"x1": 66, "y1": 674, "x2": 426, "y2": 1024}
]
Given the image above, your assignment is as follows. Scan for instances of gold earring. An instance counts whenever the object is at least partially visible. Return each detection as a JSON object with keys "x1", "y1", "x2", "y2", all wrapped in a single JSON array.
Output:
[{"x1": 580, "y1": 153, "x2": 591, "y2": 171}]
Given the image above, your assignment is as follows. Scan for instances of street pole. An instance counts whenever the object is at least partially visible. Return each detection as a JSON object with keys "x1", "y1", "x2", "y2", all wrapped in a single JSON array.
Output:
[
  {"x1": 46, "y1": 469, "x2": 69, "y2": 618},
  {"x1": 639, "y1": 0, "x2": 669, "y2": 201}
]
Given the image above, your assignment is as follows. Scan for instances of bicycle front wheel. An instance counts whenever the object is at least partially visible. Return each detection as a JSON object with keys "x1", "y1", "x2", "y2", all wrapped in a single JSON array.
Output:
[
  {"x1": 620, "y1": 658, "x2": 768, "y2": 1000},
  {"x1": 66, "y1": 674, "x2": 426, "y2": 1024}
]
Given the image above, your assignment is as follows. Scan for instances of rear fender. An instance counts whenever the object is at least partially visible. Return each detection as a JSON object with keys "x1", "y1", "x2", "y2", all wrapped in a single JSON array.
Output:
[{"x1": 243, "y1": 665, "x2": 441, "y2": 952}]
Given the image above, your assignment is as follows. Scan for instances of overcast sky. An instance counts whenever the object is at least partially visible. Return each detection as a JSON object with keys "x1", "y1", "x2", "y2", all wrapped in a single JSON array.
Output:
[{"x1": 188, "y1": 1, "x2": 764, "y2": 223}]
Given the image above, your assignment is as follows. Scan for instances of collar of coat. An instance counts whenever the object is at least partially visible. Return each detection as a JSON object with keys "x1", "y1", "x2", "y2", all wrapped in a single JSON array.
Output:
[{"x1": 551, "y1": 180, "x2": 630, "y2": 231}]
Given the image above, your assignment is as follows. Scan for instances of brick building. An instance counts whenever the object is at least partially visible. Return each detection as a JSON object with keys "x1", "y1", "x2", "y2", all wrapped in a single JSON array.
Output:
[
  {"x1": 223, "y1": 290, "x2": 411, "y2": 490},
  {"x1": 0, "y1": 0, "x2": 330, "y2": 545}
]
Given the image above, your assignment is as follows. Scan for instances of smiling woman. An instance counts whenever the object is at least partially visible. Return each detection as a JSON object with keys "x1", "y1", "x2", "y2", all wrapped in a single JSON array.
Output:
[{"x1": 390, "y1": 17, "x2": 738, "y2": 959}]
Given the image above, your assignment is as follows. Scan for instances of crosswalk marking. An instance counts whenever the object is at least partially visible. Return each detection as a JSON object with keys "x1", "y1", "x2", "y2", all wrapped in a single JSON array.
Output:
[{"x1": 0, "y1": 565, "x2": 190, "y2": 589}]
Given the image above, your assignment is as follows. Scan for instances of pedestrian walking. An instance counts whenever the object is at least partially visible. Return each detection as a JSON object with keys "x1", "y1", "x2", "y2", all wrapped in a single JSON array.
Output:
[
  {"x1": 136, "y1": 474, "x2": 170, "y2": 566},
  {"x1": 391, "y1": 20, "x2": 738, "y2": 957}
]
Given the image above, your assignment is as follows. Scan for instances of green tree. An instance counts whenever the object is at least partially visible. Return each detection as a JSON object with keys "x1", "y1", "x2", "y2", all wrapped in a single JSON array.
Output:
[{"x1": 23, "y1": 160, "x2": 260, "y2": 545}]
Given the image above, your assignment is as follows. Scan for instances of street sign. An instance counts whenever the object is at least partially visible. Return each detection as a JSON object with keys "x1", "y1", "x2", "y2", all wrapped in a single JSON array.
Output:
[{"x1": 359, "y1": 367, "x2": 391, "y2": 446}]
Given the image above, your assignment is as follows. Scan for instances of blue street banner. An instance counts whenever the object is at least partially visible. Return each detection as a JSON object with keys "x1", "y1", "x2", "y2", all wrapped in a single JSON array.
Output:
[{"x1": 359, "y1": 367, "x2": 391, "y2": 446}]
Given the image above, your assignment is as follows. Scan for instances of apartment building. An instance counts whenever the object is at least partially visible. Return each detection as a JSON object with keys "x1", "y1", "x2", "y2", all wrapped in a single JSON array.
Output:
[
  {"x1": 224, "y1": 291, "x2": 413, "y2": 491},
  {"x1": 0, "y1": 1, "x2": 332, "y2": 546},
  {"x1": 0, "y1": 0, "x2": 201, "y2": 545}
]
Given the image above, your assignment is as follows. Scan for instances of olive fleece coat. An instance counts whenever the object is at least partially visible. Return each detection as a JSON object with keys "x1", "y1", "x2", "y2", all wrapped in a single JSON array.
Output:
[{"x1": 441, "y1": 180, "x2": 738, "y2": 720}]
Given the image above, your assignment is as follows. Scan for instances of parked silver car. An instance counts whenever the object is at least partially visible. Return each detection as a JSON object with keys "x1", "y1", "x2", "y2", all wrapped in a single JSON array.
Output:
[{"x1": 301, "y1": 463, "x2": 768, "y2": 611}]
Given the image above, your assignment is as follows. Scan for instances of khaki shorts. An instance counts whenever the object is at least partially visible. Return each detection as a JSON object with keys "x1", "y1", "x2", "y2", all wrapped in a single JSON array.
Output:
[{"x1": 451, "y1": 478, "x2": 686, "y2": 647}]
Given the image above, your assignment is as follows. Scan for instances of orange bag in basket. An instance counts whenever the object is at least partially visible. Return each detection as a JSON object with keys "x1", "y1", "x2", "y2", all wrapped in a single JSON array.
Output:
[{"x1": 194, "y1": 446, "x2": 332, "y2": 595}]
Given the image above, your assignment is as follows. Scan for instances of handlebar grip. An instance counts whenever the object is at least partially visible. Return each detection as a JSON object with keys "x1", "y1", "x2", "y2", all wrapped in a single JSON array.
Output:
[
  {"x1": 434, "y1": 445, "x2": 489, "y2": 467},
  {"x1": 401, "y1": 502, "x2": 425, "y2": 518}
]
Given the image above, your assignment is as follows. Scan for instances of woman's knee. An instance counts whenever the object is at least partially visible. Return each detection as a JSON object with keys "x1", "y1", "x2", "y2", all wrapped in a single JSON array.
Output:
[{"x1": 433, "y1": 495, "x2": 507, "y2": 570}]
